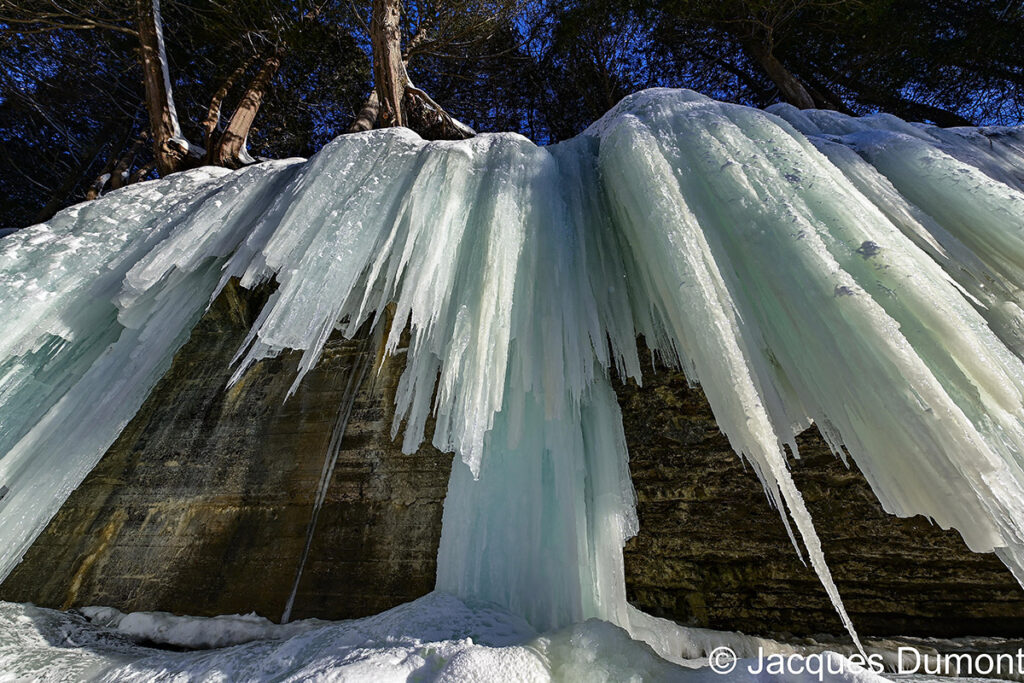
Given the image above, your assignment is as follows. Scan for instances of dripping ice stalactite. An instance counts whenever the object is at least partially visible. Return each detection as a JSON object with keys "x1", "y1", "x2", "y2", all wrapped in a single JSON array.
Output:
[{"x1": 2, "y1": 88, "x2": 1024, "y2": 656}]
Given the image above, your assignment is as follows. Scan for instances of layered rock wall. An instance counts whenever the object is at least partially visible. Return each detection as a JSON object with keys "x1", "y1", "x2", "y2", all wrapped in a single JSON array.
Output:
[
  {"x1": 617, "y1": 368, "x2": 1024, "y2": 637},
  {"x1": 0, "y1": 284, "x2": 451, "y2": 621}
]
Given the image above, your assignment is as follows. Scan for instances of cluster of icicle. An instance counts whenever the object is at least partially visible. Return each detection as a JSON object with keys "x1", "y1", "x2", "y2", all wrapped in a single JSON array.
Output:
[{"x1": 2, "y1": 88, "x2": 1024, "y2": 652}]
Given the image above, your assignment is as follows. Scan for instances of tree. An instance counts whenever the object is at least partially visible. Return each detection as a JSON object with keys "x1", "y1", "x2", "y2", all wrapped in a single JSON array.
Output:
[
  {"x1": 0, "y1": 4, "x2": 143, "y2": 225},
  {"x1": 136, "y1": 0, "x2": 288, "y2": 173},
  {"x1": 622, "y1": 0, "x2": 859, "y2": 109},
  {"x1": 350, "y1": 0, "x2": 531, "y2": 140},
  {"x1": 0, "y1": 0, "x2": 370, "y2": 224},
  {"x1": 542, "y1": 0, "x2": 1024, "y2": 127},
  {"x1": 786, "y1": 0, "x2": 1024, "y2": 125},
  {"x1": 3, "y1": 0, "x2": 1023, "y2": 228}
]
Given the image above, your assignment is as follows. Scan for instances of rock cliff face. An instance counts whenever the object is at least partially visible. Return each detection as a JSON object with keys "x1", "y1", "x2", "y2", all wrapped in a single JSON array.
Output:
[
  {"x1": 0, "y1": 283, "x2": 452, "y2": 622},
  {"x1": 617, "y1": 366, "x2": 1024, "y2": 638},
  {"x1": 1, "y1": 285, "x2": 1022, "y2": 636}
]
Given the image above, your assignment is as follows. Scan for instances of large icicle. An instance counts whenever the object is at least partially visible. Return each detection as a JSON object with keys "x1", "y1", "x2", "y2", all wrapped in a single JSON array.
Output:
[{"x1": 1, "y1": 88, "x2": 1024, "y2": 657}]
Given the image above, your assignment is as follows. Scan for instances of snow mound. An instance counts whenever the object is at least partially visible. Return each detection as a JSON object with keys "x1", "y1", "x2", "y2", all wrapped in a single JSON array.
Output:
[
  {"x1": 0, "y1": 594, "x2": 898, "y2": 682},
  {"x1": 79, "y1": 606, "x2": 328, "y2": 650}
]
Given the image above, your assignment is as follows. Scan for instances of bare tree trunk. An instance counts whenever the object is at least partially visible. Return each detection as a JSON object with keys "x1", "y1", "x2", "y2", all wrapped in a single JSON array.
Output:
[
  {"x1": 355, "y1": 2, "x2": 473, "y2": 140},
  {"x1": 88, "y1": 122, "x2": 148, "y2": 199},
  {"x1": 803, "y1": 74, "x2": 854, "y2": 113},
  {"x1": 215, "y1": 50, "x2": 282, "y2": 168},
  {"x1": 371, "y1": 0, "x2": 406, "y2": 127},
  {"x1": 348, "y1": 90, "x2": 381, "y2": 133},
  {"x1": 403, "y1": 86, "x2": 474, "y2": 140},
  {"x1": 109, "y1": 133, "x2": 150, "y2": 190},
  {"x1": 348, "y1": 22, "x2": 424, "y2": 134},
  {"x1": 129, "y1": 160, "x2": 157, "y2": 184},
  {"x1": 203, "y1": 55, "x2": 257, "y2": 164},
  {"x1": 136, "y1": 0, "x2": 195, "y2": 175},
  {"x1": 354, "y1": 1, "x2": 473, "y2": 140},
  {"x1": 85, "y1": 144, "x2": 124, "y2": 200},
  {"x1": 745, "y1": 39, "x2": 816, "y2": 110},
  {"x1": 85, "y1": 168, "x2": 115, "y2": 200}
]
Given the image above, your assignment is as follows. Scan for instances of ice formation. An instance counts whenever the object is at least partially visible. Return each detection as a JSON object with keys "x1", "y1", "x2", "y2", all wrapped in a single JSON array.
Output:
[{"x1": 2, "y1": 88, "x2": 1024, "y2": 664}]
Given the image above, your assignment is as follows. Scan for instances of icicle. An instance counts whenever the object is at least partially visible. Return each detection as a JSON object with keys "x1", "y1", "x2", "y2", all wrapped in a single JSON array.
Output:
[{"x1": 2, "y1": 88, "x2": 1024, "y2": 658}]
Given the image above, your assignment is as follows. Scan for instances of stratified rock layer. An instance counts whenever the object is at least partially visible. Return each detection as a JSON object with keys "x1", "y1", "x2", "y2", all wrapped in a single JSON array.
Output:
[
  {"x1": 616, "y1": 362, "x2": 1024, "y2": 637},
  {"x1": 1, "y1": 286, "x2": 1022, "y2": 636},
  {"x1": 0, "y1": 283, "x2": 452, "y2": 621}
]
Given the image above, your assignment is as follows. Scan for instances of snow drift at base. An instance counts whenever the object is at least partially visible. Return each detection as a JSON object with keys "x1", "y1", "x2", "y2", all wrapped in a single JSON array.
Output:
[
  {"x1": 0, "y1": 593, "x2": 898, "y2": 682},
  {"x1": 1, "y1": 87, "x2": 1024, "y2": 671}
]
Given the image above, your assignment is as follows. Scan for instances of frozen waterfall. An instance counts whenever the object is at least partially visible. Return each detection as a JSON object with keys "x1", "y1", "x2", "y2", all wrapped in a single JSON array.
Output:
[{"x1": 2, "y1": 88, "x2": 1024, "y2": 654}]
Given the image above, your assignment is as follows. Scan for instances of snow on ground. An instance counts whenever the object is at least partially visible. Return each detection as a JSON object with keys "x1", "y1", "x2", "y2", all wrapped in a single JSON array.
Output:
[
  {"x1": 0, "y1": 593, "x2": 903, "y2": 682},
  {"x1": 4, "y1": 593, "x2": 1023, "y2": 682}
]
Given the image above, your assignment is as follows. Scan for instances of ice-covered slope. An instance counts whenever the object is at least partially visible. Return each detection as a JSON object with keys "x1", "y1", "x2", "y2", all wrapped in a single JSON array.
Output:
[{"x1": 1, "y1": 89, "x2": 1024, "y2": 655}]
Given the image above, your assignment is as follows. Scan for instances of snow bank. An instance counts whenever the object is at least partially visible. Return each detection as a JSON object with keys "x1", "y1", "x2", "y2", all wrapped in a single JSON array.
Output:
[
  {"x1": 0, "y1": 594, "x2": 899, "y2": 682},
  {"x1": 79, "y1": 606, "x2": 327, "y2": 650}
]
